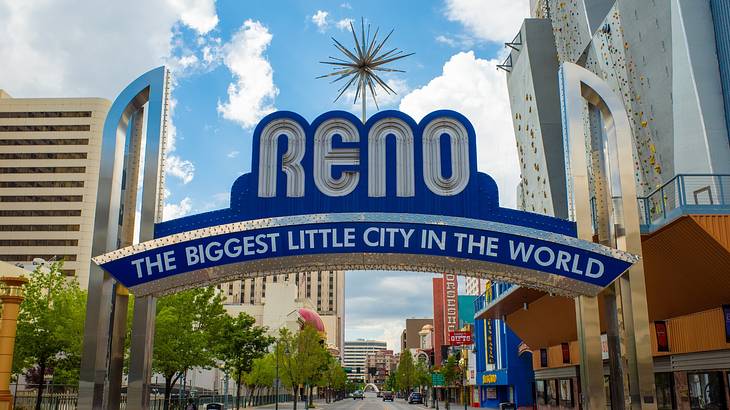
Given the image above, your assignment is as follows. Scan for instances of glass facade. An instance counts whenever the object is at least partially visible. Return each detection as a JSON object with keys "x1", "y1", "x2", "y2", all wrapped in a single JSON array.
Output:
[{"x1": 688, "y1": 372, "x2": 727, "y2": 409}]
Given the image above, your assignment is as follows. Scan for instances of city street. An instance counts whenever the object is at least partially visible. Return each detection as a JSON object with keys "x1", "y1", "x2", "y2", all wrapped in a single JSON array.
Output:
[{"x1": 255, "y1": 393, "x2": 434, "y2": 410}]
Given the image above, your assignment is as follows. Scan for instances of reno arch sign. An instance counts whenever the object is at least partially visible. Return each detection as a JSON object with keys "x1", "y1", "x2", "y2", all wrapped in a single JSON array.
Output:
[{"x1": 94, "y1": 109, "x2": 635, "y2": 297}]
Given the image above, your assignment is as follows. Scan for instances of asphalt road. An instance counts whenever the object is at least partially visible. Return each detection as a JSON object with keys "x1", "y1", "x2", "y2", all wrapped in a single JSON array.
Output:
[{"x1": 255, "y1": 392, "x2": 431, "y2": 410}]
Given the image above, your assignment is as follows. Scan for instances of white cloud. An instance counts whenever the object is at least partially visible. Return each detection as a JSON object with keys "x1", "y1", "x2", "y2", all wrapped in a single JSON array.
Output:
[
  {"x1": 0, "y1": 0, "x2": 219, "y2": 98},
  {"x1": 227, "y1": 150, "x2": 240, "y2": 158},
  {"x1": 335, "y1": 18, "x2": 354, "y2": 31},
  {"x1": 340, "y1": 2, "x2": 352, "y2": 9},
  {"x1": 163, "y1": 197, "x2": 193, "y2": 220},
  {"x1": 311, "y1": 10, "x2": 329, "y2": 31},
  {"x1": 444, "y1": 0, "x2": 528, "y2": 43},
  {"x1": 435, "y1": 33, "x2": 476, "y2": 48},
  {"x1": 217, "y1": 20, "x2": 278, "y2": 129},
  {"x1": 399, "y1": 51, "x2": 519, "y2": 207},
  {"x1": 165, "y1": 155, "x2": 195, "y2": 184},
  {"x1": 168, "y1": 0, "x2": 219, "y2": 35}
]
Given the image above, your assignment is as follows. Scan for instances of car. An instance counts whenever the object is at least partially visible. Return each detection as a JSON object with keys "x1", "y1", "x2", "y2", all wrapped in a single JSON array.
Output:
[
  {"x1": 382, "y1": 391, "x2": 394, "y2": 401},
  {"x1": 352, "y1": 391, "x2": 364, "y2": 400},
  {"x1": 408, "y1": 392, "x2": 423, "y2": 404}
]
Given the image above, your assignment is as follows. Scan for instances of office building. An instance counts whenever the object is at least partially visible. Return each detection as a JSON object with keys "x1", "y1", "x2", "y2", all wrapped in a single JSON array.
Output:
[
  {"x1": 400, "y1": 318, "x2": 433, "y2": 352},
  {"x1": 478, "y1": 1, "x2": 730, "y2": 408},
  {"x1": 365, "y1": 349, "x2": 396, "y2": 388},
  {"x1": 343, "y1": 339, "x2": 387, "y2": 382},
  {"x1": 0, "y1": 91, "x2": 109, "y2": 289},
  {"x1": 219, "y1": 270, "x2": 345, "y2": 357}
]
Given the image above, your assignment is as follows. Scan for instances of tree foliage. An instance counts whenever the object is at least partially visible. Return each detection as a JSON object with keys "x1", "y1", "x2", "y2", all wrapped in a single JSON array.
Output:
[
  {"x1": 152, "y1": 287, "x2": 228, "y2": 409},
  {"x1": 396, "y1": 350, "x2": 416, "y2": 393},
  {"x1": 13, "y1": 262, "x2": 86, "y2": 409},
  {"x1": 216, "y1": 312, "x2": 273, "y2": 409},
  {"x1": 277, "y1": 324, "x2": 329, "y2": 410},
  {"x1": 414, "y1": 357, "x2": 431, "y2": 389}
]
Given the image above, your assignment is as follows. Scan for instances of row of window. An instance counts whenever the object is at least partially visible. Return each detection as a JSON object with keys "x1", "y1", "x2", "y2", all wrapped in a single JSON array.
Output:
[
  {"x1": 0, "y1": 209, "x2": 81, "y2": 217},
  {"x1": 0, "y1": 254, "x2": 77, "y2": 261},
  {"x1": 0, "y1": 138, "x2": 89, "y2": 145},
  {"x1": 0, "y1": 239, "x2": 78, "y2": 246},
  {"x1": 0, "y1": 166, "x2": 85, "y2": 174},
  {"x1": 0, "y1": 125, "x2": 90, "y2": 132},
  {"x1": 0, "y1": 111, "x2": 92, "y2": 118},
  {"x1": 0, "y1": 152, "x2": 87, "y2": 160},
  {"x1": 0, "y1": 195, "x2": 83, "y2": 202},
  {"x1": 0, "y1": 224, "x2": 80, "y2": 231},
  {"x1": 534, "y1": 379, "x2": 573, "y2": 407},
  {"x1": 0, "y1": 181, "x2": 84, "y2": 188}
]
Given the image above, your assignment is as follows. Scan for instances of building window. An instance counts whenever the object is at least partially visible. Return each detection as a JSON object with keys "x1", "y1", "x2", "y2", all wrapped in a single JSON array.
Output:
[
  {"x1": 0, "y1": 166, "x2": 86, "y2": 174},
  {"x1": 688, "y1": 372, "x2": 727, "y2": 409},
  {"x1": 655, "y1": 373, "x2": 675, "y2": 410},
  {"x1": 0, "y1": 254, "x2": 77, "y2": 262},
  {"x1": 0, "y1": 124, "x2": 90, "y2": 132},
  {"x1": 228, "y1": 283, "x2": 233, "y2": 296},
  {"x1": 0, "y1": 224, "x2": 80, "y2": 231},
  {"x1": 0, "y1": 138, "x2": 89, "y2": 145},
  {"x1": 0, "y1": 239, "x2": 78, "y2": 246},
  {"x1": 0, "y1": 152, "x2": 87, "y2": 160},
  {"x1": 0, "y1": 111, "x2": 92, "y2": 118},
  {"x1": 535, "y1": 380, "x2": 546, "y2": 404},
  {"x1": 546, "y1": 379, "x2": 558, "y2": 406},
  {"x1": 0, "y1": 181, "x2": 84, "y2": 188},
  {"x1": 558, "y1": 379, "x2": 573, "y2": 407},
  {"x1": 249, "y1": 280, "x2": 255, "y2": 304},
  {"x1": 0, "y1": 209, "x2": 81, "y2": 217},
  {"x1": 0, "y1": 195, "x2": 82, "y2": 202}
]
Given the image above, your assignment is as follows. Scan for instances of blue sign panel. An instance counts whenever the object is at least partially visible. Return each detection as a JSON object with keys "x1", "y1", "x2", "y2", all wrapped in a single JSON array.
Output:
[{"x1": 94, "y1": 110, "x2": 636, "y2": 296}]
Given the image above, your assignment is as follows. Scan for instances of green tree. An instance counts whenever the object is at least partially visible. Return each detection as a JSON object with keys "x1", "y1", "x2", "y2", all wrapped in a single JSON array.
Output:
[
  {"x1": 396, "y1": 351, "x2": 415, "y2": 395},
  {"x1": 317, "y1": 355, "x2": 346, "y2": 402},
  {"x1": 383, "y1": 372, "x2": 397, "y2": 392},
  {"x1": 441, "y1": 354, "x2": 461, "y2": 410},
  {"x1": 244, "y1": 354, "x2": 276, "y2": 406},
  {"x1": 215, "y1": 312, "x2": 273, "y2": 410},
  {"x1": 277, "y1": 325, "x2": 328, "y2": 410},
  {"x1": 415, "y1": 357, "x2": 431, "y2": 391},
  {"x1": 152, "y1": 287, "x2": 227, "y2": 410},
  {"x1": 13, "y1": 262, "x2": 86, "y2": 410}
]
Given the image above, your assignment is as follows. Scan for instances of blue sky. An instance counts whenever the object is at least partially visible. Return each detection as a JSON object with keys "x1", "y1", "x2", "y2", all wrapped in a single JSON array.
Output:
[{"x1": 0, "y1": 0, "x2": 529, "y2": 350}]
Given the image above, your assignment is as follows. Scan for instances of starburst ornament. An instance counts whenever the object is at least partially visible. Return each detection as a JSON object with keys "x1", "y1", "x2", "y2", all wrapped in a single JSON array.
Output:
[{"x1": 318, "y1": 18, "x2": 413, "y2": 122}]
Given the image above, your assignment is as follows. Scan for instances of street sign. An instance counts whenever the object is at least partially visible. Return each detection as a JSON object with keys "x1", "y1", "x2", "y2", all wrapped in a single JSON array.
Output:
[{"x1": 432, "y1": 373, "x2": 445, "y2": 387}]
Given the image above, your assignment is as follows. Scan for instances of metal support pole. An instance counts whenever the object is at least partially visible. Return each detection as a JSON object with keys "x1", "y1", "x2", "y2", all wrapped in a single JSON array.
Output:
[
  {"x1": 128, "y1": 295, "x2": 157, "y2": 409},
  {"x1": 107, "y1": 287, "x2": 129, "y2": 410},
  {"x1": 575, "y1": 296, "x2": 605, "y2": 409}
]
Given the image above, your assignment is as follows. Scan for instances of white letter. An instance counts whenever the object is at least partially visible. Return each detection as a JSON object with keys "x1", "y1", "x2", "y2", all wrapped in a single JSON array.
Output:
[
  {"x1": 314, "y1": 119, "x2": 360, "y2": 196},
  {"x1": 422, "y1": 117, "x2": 470, "y2": 196},
  {"x1": 258, "y1": 119, "x2": 306, "y2": 197}
]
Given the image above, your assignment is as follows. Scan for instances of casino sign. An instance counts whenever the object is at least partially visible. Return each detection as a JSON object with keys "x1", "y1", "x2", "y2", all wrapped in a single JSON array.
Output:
[{"x1": 93, "y1": 106, "x2": 636, "y2": 297}]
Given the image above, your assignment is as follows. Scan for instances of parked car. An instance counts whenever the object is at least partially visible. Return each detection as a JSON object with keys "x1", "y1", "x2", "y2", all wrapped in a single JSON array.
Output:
[
  {"x1": 352, "y1": 390, "x2": 365, "y2": 400},
  {"x1": 408, "y1": 392, "x2": 423, "y2": 404},
  {"x1": 382, "y1": 391, "x2": 394, "y2": 401}
]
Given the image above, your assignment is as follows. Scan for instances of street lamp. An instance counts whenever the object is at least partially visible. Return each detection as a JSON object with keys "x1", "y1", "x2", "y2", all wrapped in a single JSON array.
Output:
[{"x1": 275, "y1": 341, "x2": 290, "y2": 410}]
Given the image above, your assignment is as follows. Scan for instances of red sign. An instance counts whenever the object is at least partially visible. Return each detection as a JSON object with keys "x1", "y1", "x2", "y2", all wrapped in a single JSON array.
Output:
[
  {"x1": 449, "y1": 331, "x2": 473, "y2": 345},
  {"x1": 443, "y1": 274, "x2": 459, "y2": 337}
]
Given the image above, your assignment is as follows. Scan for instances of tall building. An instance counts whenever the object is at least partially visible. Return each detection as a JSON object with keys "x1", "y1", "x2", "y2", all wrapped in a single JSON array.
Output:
[
  {"x1": 464, "y1": 277, "x2": 490, "y2": 296},
  {"x1": 365, "y1": 349, "x2": 396, "y2": 388},
  {"x1": 0, "y1": 91, "x2": 109, "y2": 288},
  {"x1": 343, "y1": 339, "x2": 387, "y2": 382},
  {"x1": 400, "y1": 318, "x2": 433, "y2": 352},
  {"x1": 478, "y1": 1, "x2": 730, "y2": 408},
  {"x1": 219, "y1": 270, "x2": 345, "y2": 356}
]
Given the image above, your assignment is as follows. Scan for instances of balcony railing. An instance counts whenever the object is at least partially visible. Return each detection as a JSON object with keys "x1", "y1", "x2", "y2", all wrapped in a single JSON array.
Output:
[
  {"x1": 473, "y1": 282, "x2": 515, "y2": 318},
  {"x1": 638, "y1": 174, "x2": 730, "y2": 232},
  {"x1": 590, "y1": 174, "x2": 730, "y2": 234}
]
